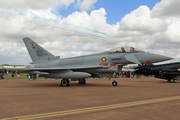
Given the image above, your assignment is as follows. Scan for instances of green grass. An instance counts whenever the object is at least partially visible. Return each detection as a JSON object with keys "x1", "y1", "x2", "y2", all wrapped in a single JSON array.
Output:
[
  {"x1": 3, "y1": 74, "x2": 30, "y2": 79},
  {"x1": 3, "y1": 74, "x2": 45, "y2": 79},
  {"x1": 4, "y1": 73, "x2": 29, "y2": 79}
]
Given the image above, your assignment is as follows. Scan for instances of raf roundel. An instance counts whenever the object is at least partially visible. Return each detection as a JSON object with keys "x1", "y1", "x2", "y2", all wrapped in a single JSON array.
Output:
[{"x1": 101, "y1": 57, "x2": 106, "y2": 62}]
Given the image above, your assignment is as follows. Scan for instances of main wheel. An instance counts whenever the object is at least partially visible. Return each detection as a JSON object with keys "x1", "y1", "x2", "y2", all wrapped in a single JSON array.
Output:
[
  {"x1": 112, "y1": 81, "x2": 117, "y2": 86},
  {"x1": 169, "y1": 79, "x2": 176, "y2": 83},
  {"x1": 78, "y1": 78, "x2": 86, "y2": 84},
  {"x1": 172, "y1": 79, "x2": 176, "y2": 83},
  {"x1": 61, "y1": 79, "x2": 69, "y2": 86},
  {"x1": 167, "y1": 79, "x2": 171, "y2": 82}
]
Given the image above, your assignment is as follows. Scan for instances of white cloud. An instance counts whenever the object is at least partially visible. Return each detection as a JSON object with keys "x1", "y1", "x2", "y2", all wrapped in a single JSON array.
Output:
[
  {"x1": 119, "y1": 5, "x2": 170, "y2": 34},
  {"x1": 151, "y1": 0, "x2": 180, "y2": 18},
  {"x1": 0, "y1": 0, "x2": 180, "y2": 65},
  {"x1": 0, "y1": 0, "x2": 75, "y2": 10},
  {"x1": 76, "y1": 0, "x2": 98, "y2": 11},
  {"x1": 0, "y1": 8, "x2": 109, "y2": 64},
  {"x1": 63, "y1": 8, "x2": 107, "y2": 34},
  {"x1": 146, "y1": 19, "x2": 180, "y2": 49}
]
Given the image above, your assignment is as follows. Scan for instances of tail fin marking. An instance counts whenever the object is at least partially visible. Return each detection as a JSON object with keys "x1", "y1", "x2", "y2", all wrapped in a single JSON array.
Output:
[{"x1": 23, "y1": 37, "x2": 59, "y2": 63}]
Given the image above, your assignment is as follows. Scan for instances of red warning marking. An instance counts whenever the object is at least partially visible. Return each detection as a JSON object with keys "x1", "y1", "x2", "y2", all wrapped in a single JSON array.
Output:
[
  {"x1": 110, "y1": 64, "x2": 117, "y2": 66},
  {"x1": 100, "y1": 63, "x2": 108, "y2": 66},
  {"x1": 147, "y1": 60, "x2": 150, "y2": 65}
]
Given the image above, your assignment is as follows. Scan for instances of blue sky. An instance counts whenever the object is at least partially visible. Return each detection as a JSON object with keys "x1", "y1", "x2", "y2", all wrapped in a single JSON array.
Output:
[{"x1": 53, "y1": 0, "x2": 161, "y2": 24}]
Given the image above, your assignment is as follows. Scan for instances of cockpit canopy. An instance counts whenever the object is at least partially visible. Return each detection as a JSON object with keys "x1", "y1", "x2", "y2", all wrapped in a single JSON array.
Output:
[{"x1": 108, "y1": 46, "x2": 143, "y2": 53}]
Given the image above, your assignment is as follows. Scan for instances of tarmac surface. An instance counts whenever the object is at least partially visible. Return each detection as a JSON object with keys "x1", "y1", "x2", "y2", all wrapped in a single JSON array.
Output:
[{"x1": 0, "y1": 77, "x2": 180, "y2": 120}]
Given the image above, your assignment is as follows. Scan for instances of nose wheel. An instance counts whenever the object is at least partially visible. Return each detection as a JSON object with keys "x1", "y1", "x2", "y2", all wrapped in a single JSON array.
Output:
[{"x1": 112, "y1": 80, "x2": 117, "y2": 86}]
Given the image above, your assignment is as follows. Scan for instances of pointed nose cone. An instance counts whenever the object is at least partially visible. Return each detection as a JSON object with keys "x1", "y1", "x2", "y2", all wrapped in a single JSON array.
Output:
[{"x1": 149, "y1": 53, "x2": 173, "y2": 63}]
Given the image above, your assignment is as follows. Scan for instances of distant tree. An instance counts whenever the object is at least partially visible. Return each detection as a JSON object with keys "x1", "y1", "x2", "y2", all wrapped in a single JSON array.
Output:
[
  {"x1": 129, "y1": 66, "x2": 133, "y2": 69},
  {"x1": 123, "y1": 67, "x2": 129, "y2": 69},
  {"x1": 130, "y1": 65, "x2": 138, "y2": 69},
  {"x1": 2, "y1": 64, "x2": 9, "y2": 66}
]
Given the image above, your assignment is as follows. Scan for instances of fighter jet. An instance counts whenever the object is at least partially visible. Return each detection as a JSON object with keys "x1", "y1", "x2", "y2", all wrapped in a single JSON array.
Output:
[
  {"x1": 8, "y1": 37, "x2": 173, "y2": 86},
  {"x1": 134, "y1": 62, "x2": 180, "y2": 83}
]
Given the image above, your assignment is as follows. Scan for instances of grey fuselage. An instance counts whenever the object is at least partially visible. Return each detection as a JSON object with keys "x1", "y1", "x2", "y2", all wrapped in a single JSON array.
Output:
[
  {"x1": 22, "y1": 37, "x2": 173, "y2": 80},
  {"x1": 33, "y1": 51, "x2": 166, "y2": 79}
]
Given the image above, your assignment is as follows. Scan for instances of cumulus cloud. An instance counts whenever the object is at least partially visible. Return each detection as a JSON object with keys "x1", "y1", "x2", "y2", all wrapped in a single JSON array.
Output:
[
  {"x1": 76, "y1": 0, "x2": 98, "y2": 11},
  {"x1": 63, "y1": 8, "x2": 107, "y2": 31},
  {"x1": 0, "y1": 0, "x2": 180, "y2": 65},
  {"x1": 119, "y1": 6, "x2": 170, "y2": 34},
  {"x1": 0, "y1": 0, "x2": 75, "y2": 9},
  {"x1": 0, "y1": 7, "x2": 109, "y2": 65},
  {"x1": 151, "y1": 0, "x2": 180, "y2": 18},
  {"x1": 146, "y1": 19, "x2": 180, "y2": 49}
]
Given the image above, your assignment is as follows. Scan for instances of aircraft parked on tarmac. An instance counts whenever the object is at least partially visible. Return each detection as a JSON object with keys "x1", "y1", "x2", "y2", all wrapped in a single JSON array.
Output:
[
  {"x1": 134, "y1": 62, "x2": 180, "y2": 83},
  {"x1": 7, "y1": 37, "x2": 173, "y2": 86}
]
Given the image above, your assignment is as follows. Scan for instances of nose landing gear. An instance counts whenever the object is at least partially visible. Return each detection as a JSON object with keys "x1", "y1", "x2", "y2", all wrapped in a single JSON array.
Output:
[
  {"x1": 112, "y1": 80, "x2": 117, "y2": 86},
  {"x1": 109, "y1": 74, "x2": 118, "y2": 86}
]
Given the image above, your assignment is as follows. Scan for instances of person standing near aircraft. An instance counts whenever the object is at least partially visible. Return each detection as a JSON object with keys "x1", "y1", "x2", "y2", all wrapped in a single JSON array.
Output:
[{"x1": 33, "y1": 74, "x2": 36, "y2": 80}]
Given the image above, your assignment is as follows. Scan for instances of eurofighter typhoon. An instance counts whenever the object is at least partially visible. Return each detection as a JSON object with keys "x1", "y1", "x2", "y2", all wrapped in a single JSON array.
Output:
[{"x1": 9, "y1": 37, "x2": 173, "y2": 86}]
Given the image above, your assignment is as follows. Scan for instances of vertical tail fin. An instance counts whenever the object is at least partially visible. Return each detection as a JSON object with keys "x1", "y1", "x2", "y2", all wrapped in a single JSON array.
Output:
[{"x1": 23, "y1": 37, "x2": 59, "y2": 63}]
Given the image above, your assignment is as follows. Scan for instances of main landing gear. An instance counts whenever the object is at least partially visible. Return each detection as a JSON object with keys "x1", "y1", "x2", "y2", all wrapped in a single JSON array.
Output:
[
  {"x1": 78, "y1": 78, "x2": 86, "y2": 84},
  {"x1": 61, "y1": 79, "x2": 70, "y2": 86},
  {"x1": 167, "y1": 79, "x2": 176, "y2": 83},
  {"x1": 167, "y1": 75, "x2": 176, "y2": 83},
  {"x1": 61, "y1": 78, "x2": 86, "y2": 86}
]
